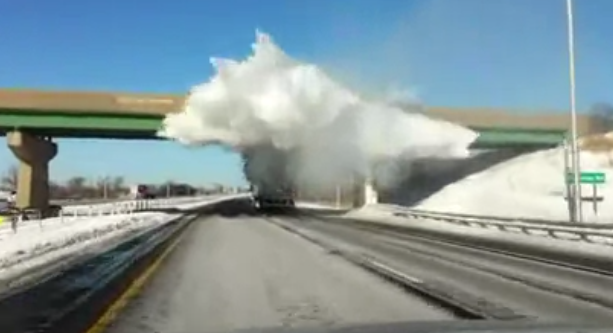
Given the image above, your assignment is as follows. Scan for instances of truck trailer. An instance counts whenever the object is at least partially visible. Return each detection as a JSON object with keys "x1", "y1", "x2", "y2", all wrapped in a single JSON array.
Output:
[
  {"x1": 251, "y1": 184, "x2": 295, "y2": 212},
  {"x1": 242, "y1": 145, "x2": 298, "y2": 213}
]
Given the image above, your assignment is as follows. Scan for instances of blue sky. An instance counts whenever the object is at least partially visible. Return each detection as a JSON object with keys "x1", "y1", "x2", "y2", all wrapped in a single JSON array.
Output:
[{"x1": 1, "y1": 0, "x2": 613, "y2": 186}]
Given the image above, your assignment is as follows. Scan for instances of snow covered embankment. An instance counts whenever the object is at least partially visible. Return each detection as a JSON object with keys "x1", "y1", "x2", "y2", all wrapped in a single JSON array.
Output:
[
  {"x1": 0, "y1": 195, "x2": 245, "y2": 292},
  {"x1": 0, "y1": 212, "x2": 178, "y2": 292},
  {"x1": 343, "y1": 204, "x2": 613, "y2": 265},
  {"x1": 415, "y1": 135, "x2": 613, "y2": 223}
]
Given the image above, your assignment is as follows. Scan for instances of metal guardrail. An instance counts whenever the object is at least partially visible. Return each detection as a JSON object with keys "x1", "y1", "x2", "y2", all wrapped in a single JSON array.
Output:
[
  {"x1": 1, "y1": 200, "x2": 153, "y2": 222},
  {"x1": 50, "y1": 198, "x2": 123, "y2": 206},
  {"x1": 1, "y1": 194, "x2": 250, "y2": 234},
  {"x1": 4, "y1": 195, "x2": 218, "y2": 219},
  {"x1": 379, "y1": 205, "x2": 613, "y2": 245},
  {"x1": 51, "y1": 195, "x2": 202, "y2": 206},
  {"x1": 48, "y1": 191, "x2": 248, "y2": 207}
]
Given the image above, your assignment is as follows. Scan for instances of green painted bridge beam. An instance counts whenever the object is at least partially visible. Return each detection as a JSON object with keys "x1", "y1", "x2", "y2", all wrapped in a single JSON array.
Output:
[
  {"x1": 0, "y1": 109, "x2": 568, "y2": 148},
  {"x1": 0, "y1": 109, "x2": 163, "y2": 132}
]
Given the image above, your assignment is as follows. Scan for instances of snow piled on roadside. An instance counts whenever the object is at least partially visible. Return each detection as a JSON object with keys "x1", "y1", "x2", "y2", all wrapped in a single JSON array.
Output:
[
  {"x1": 0, "y1": 195, "x2": 249, "y2": 292},
  {"x1": 0, "y1": 212, "x2": 180, "y2": 289},
  {"x1": 416, "y1": 148, "x2": 613, "y2": 223}
]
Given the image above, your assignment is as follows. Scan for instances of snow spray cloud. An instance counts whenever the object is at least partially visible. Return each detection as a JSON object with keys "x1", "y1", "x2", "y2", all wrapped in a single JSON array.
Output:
[{"x1": 158, "y1": 30, "x2": 478, "y2": 192}]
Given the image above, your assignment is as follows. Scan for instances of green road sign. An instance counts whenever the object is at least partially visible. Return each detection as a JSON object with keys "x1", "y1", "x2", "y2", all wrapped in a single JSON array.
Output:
[{"x1": 566, "y1": 171, "x2": 606, "y2": 184}]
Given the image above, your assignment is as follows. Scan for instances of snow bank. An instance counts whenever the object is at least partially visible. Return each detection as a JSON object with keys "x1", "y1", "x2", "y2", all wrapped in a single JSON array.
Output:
[
  {"x1": 0, "y1": 212, "x2": 179, "y2": 289},
  {"x1": 344, "y1": 205, "x2": 613, "y2": 256},
  {"x1": 0, "y1": 194, "x2": 246, "y2": 292},
  {"x1": 345, "y1": 205, "x2": 493, "y2": 236},
  {"x1": 416, "y1": 146, "x2": 613, "y2": 222}
]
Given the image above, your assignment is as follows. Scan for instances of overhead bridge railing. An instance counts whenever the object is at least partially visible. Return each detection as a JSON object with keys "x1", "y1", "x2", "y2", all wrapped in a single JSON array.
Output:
[{"x1": 375, "y1": 204, "x2": 613, "y2": 246}]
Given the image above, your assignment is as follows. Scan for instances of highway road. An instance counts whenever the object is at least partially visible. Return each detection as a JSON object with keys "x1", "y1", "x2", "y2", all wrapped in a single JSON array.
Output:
[
  {"x1": 99, "y1": 202, "x2": 613, "y2": 333},
  {"x1": 274, "y1": 215, "x2": 613, "y2": 323},
  {"x1": 106, "y1": 212, "x2": 452, "y2": 333}
]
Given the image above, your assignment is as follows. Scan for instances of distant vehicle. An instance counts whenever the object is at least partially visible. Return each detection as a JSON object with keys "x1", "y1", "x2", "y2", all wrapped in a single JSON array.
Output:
[
  {"x1": 130, "y1": 183, "x2": 198, "y2": 199},
  {"x1": 251, "y1": 183, "x2": 295, "y2": 212},
  {"x1": 129, "y1": 184, "x2": 156, "y2": 200},
  {"x1": 243, "y1": 145, "x2": 297, "y2": 213},
  {"x1": 0, "y1": 198, "x2": 8, "y2": 213},
  {"x1": 155, "y1": 183, "x2": 197, "y2": 197}
]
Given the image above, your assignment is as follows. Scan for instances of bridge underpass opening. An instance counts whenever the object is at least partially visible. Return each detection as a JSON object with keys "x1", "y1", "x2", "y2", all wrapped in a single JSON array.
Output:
[
  {"x1": 0, "y1": 125, "x2": 563, "y2": 214},
  {"x1": 375, "y1": 148, "x2": 540, "y2": 207},
  {"x1": 296, "y1": 148, "x2": 524, "y2": 210},
  {"x1": 2, "y1": 132, "x2": 246, "y2": 215}
]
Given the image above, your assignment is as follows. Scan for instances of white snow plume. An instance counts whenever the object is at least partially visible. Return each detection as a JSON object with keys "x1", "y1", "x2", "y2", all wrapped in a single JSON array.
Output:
[{"x1": 159, "y1": 30, "x2": 478, "y2": 191}]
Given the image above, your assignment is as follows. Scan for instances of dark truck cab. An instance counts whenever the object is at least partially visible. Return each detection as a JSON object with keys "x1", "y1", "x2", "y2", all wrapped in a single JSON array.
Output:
[{"x1": 251, "y1": 184, "x2": 296, "y2": 212}]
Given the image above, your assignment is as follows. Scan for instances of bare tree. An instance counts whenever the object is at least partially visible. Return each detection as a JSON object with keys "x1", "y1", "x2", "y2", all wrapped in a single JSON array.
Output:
[
  {"x1": 588, "y1": 103, "x2": 613, "y2": 134},
  {"x1": 585, "y1": 103, "x2": 613, "y2": 166},
  {"x1": 95, "y1": 177, "x2": 109, "y2": 198},
  {"x1": 1, "y1": 165, "x2": 18, "y2": 190},
  {"x1": 66, "y1": 176, "x2": 88, "y2": 198},
  {"x1": 66, "y1": 176, "x2": 86, "y2": 189},
  {"x1": 111, "y1": 176, "x2": 126, "y2": 195},
  {"x1": 49, "y1": 180, "x2": 67, "y2": 199}
]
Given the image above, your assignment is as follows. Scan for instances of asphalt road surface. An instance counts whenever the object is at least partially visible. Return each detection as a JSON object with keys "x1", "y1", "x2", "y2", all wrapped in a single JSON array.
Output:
[
  {"x1": 106, "y1": 214, "x2": 452, "y2": 333},
  {"x1": 276, "y1": 215, "x2": 613, "y2": 324}
]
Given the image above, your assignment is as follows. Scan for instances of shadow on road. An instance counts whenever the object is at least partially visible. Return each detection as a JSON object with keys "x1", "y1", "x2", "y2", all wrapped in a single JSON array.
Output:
[
  {"x1": 151, "y1": 198, "x2": 346, "y2": 219},
  {"x1": 147, "y1": 198, "x2": 259, "y2": 217}
]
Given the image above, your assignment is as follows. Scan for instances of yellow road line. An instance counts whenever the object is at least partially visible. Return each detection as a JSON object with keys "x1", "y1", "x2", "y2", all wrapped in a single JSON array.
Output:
[{"x1": 84, "y1": 225, "x2": 191, "y2": 333}]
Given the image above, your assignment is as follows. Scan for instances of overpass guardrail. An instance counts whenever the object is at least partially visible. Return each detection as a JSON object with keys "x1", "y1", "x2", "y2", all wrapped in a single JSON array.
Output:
[{"x1": 374, "y1": 204, "x2": 613, "y2": 246}]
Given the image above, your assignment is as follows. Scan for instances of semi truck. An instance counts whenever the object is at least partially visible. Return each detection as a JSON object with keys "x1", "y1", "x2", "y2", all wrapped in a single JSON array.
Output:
[
  {"x1": 129, "y1": 184, "x2": 156, "y2": 199},
  {"x1": 242, "y1": 145, "x2": 297, "y2": 213},
  {"x1": 250, "y1": 183, "x2": 295, "y2": 212}
]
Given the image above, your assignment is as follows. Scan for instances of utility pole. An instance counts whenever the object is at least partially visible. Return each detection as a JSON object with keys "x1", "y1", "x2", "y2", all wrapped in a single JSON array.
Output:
[
  {"x1": 566, "y1": 0, "x2": 583, "y2": 222},
  {"x1": 103, "y1": 177, "x2": 108, "y2": 199},
  {"x1": 563, "y1": 138, "x2": 575, "y2": 221},
  {"x1": 335, "y1": 184, "x2": 341, "y2": 208}
]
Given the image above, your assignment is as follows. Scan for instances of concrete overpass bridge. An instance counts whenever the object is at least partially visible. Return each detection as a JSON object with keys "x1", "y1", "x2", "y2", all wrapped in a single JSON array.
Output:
[{"x1": 0, "y1": 89, "x2": 597, "y2": 212}]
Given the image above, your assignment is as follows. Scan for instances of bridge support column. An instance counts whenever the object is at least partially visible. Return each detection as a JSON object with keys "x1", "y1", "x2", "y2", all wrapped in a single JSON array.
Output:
[
  {"x1": 7, "y1": 131, "x2": 57, "y2": 212},
  {"x1": 364, "y1": 179, "x2": 378, "y2": 205},
  {"x1": 351, "y1": 174, "x2": 365, "y2": 208},
  {"x1": 352, "y1": 176, "x2": 378, "y2": 208}
]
